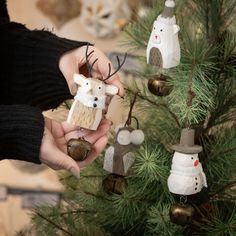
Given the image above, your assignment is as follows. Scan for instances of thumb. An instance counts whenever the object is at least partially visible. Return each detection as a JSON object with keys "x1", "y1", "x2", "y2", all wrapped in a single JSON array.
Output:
[
  {"x1": 41, "y1": 145, "x2": 81, "y2": 179},
  {"x1": 59, "y1": 50, "x2": 79, "y2": 96},
  {"x1": 56, "y1": 148, "x2": 81, "y2": 179}
]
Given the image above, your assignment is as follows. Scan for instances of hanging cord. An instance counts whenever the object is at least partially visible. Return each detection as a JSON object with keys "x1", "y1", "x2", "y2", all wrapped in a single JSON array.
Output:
[
  {"x1": 125, "y1": 93, "x2": 138, "y2": 127},
  {"x1": 185, "y1": 63, "x2": 196, "y2": 128}
]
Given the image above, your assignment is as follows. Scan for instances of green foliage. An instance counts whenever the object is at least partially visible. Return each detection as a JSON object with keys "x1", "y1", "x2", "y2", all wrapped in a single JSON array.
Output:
[
  {"x1": 192, "y1": 201, "x2": 236, "y2": 236},
  {"x1": 147, "y1": 204, "x2": 183, "y2": 236}
]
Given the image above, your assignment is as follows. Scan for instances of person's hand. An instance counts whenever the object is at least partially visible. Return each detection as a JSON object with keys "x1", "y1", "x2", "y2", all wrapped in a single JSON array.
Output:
[
  {"x1": 59, "y1": 45, "x2": 124, "y2": 97},
  {"x1": 39, "y1": 117, "x2": 111, "y2": 178}
]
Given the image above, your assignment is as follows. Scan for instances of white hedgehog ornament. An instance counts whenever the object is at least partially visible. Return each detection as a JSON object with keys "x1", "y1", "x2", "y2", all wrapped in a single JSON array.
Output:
[
  {"x1": 167, "y1": 129, "x2": 207, "y2": 196},
  {"x1": 146, "y1": 0, "x2": 180, "y2": 69},
  {"x1": 103, "y1": 126, "x2": 145, "y2": 176}
]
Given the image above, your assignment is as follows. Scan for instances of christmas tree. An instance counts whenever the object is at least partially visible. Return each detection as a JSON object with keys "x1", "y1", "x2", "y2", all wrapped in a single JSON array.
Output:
[{"x1": 29, "y1": 0, "x2": 236, "y2": 235}]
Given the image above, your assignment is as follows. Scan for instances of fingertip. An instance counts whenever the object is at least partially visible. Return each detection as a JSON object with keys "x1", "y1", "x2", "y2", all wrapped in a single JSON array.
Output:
[
  {"x1": 69, "y1": 166, "x2": 80, "y2": 179},
  {"x1": 79, "y1": 135, "x2": 108, "y2": 168}
]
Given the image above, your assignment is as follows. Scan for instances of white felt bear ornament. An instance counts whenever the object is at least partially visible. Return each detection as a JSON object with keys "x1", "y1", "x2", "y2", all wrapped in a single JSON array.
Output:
[
  {"x1": 67, "y1": 46, "x2": 126, "y2": 130},
  {"x1": 146, "y1": 0, "x2": 180, "y2": 69},
  {"x1": 103, "y1": 126, "x2": 145, "y2": 176},
  {"x1": 167, "y1": 129, "x2": 207, "y2": 196}
]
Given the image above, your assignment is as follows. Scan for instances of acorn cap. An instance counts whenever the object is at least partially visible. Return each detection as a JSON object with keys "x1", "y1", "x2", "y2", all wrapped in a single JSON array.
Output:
[
  {"x1": 157, "y1": 0, "x2": 176, "y2": 25},
  {"x1": 172, "y1": 129, "x2": 202, "y2": 154}
]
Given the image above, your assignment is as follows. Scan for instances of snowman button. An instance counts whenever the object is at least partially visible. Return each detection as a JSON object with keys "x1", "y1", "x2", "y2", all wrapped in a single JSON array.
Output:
[
  {"x1": 93, "y1": 103, "x2": 97, "y2": 108},
  {"x1": 94, "y1": 97, "x2": 98, "y2": 101},
  {"x1": 195, "y1": 187, "x2": 197, "y2": 191},
  {"x1": 195, "y1": 177, "x2": 197, "y2": 180},
  {"x1": 196, "y1": 182, "x2": 198, "y2": 185}
]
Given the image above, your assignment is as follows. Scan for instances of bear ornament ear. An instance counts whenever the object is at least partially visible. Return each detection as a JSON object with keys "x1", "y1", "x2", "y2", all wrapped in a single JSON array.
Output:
[{"x1": 173, "y1": 24, "x2": 180, "y2": 34}]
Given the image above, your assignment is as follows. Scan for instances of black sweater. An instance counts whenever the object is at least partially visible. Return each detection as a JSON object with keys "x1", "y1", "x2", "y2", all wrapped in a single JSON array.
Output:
[{"x1": 0, "y1": 0, "x2": 88, "y2": 163}]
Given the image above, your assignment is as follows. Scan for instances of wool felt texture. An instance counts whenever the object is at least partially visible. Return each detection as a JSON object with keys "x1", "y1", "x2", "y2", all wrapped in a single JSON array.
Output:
[{"x1": 0, "y1": 0, "x2": 89, "y2": 163}]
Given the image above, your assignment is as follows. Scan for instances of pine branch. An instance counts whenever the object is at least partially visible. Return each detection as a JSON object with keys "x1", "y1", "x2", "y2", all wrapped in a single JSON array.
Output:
[
  {"x1": 209, "y1": 180, "x2": 236, "y2": 198},
  {"x1": 212, "y1": 146, "x2": 236, "y2": 158},
  {"x1": 186, "y1": 63, "x2": 196, "y2": 127},
  {"x1": 125, "y1": 88, "x2": 181, "y2": 128},
  {"x1": 59, "y1": 209, "x2": 97, "y2": 216},
  {"x1": 84, "y1": 191, "x2": 112, "y2": 201},
  {"x1": 36, "y1": 212, "x2": 72, "y2": 236}
]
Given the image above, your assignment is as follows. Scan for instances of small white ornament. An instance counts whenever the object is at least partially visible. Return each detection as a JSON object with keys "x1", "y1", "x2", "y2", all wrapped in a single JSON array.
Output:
[
  {"x1": 146, "y1": 0, "x2": 180, "y2": 69},
  {"x1": 167, "y1": 129, "x2": 207, "y2": 196},
  {"x1": 130, "y1": 129, "x2": 145, "y2": 145},
  {"x1": 67, "y1": 47, "x2": 126, "y2": 130},
  {"x1": 67, "y1": 74, "x2": 118, "y2": 130},
  {"x1": 168, "y1": 152, "x2": 207, "y2": 195}
]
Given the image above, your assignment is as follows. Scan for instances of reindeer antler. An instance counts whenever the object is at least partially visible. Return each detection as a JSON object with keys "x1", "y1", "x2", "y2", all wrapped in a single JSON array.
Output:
[
  {"x1": 85, "y1": 44, "x2": 98, "y2": 77},
  {"x1": 104, "y1": 53, "x2": 127, "y2": 81}
]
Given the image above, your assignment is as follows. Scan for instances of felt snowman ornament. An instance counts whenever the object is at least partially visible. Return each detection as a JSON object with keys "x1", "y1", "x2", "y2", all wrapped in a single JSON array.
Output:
[
  {"x1": 103, "y1": 126, "x2": 145, "y2": 176},
  {"x1": 167, "y1": 129, "x2": 207, "y2": 195},
  {"x1": 146, "y1": 0, "x2": 180, "y2": 69}
]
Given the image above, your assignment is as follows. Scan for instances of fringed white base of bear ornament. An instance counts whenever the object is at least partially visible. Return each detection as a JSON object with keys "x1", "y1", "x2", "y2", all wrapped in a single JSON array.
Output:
[{"x1": 168, "y1": 128, "x2": 208, "y2": 226}]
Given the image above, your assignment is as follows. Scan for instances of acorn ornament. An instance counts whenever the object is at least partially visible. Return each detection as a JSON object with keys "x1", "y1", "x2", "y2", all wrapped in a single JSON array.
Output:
[
  {"x1": 67, "y1": 138, "x2": 92, "y2": 161},
  {"x1": 170, "y1": 203, "x2": 195, "y2": 226},
  {"x1": 147, "y1": 74, "x2": 173, "y2": 97}
]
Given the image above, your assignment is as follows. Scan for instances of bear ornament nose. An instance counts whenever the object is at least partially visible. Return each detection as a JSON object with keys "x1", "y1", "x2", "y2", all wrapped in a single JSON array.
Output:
[
  {"x1": 155, "y1": 35, "x2": 159, "y2": 39},
  {"x1": 194, "y1": 160, "x2": 199, "y2": 167}
]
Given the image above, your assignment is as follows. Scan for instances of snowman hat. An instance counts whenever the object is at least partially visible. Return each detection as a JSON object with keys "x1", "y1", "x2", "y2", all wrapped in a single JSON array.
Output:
[
  {"x1": 157, "y1": 0, "x2": 176, "y2": 25},
  {"x1": 172, "y1": 128, "x2": 203, "y2": 154}
]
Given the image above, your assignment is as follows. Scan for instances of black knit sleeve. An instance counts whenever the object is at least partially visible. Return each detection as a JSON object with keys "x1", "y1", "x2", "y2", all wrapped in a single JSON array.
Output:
[
  {"x1": 0, "y1": 22, "x2": 89, "y2": 111},
  {"x1": 0, "y1": 105, "x2": 44, "y2": 164}
]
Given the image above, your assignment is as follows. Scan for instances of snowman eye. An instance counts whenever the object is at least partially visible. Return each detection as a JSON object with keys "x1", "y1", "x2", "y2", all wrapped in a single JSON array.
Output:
[
  {"x1": 191, "y1": 157, "x2": 194, "y2": 160},
  {"x1": 160, "y1": 29, "x2": 163, "y2": 32},
  {"x1": 86, "y1": 82, "x2": 89, "y2": 85},
  {"x1": 99, "y1": 86, "x2": 101, "y2": 89}
]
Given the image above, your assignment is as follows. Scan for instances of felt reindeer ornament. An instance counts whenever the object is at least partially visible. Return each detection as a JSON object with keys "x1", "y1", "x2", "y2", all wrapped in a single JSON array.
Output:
[
  {"x1": 146, "y1": 0, "x2": 180, "y2": 69},
  {"x1": 80, "y1": 0, "x2": 131, "y2": 38},
  {"x1": 167, "y1": 128, "x2": 207, "y2": 196},
  {"x1": 67, "y1": 45, "x2": 127, "y2": 130},
  {"x1": 103, "y1": 95, "x2": 145, "y2": 176}
]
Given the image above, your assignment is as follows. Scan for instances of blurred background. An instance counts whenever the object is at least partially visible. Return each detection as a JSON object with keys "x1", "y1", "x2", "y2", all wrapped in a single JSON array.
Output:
[{"x1": 0, "y1": 0, "x2": 150, "y2": 235}]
